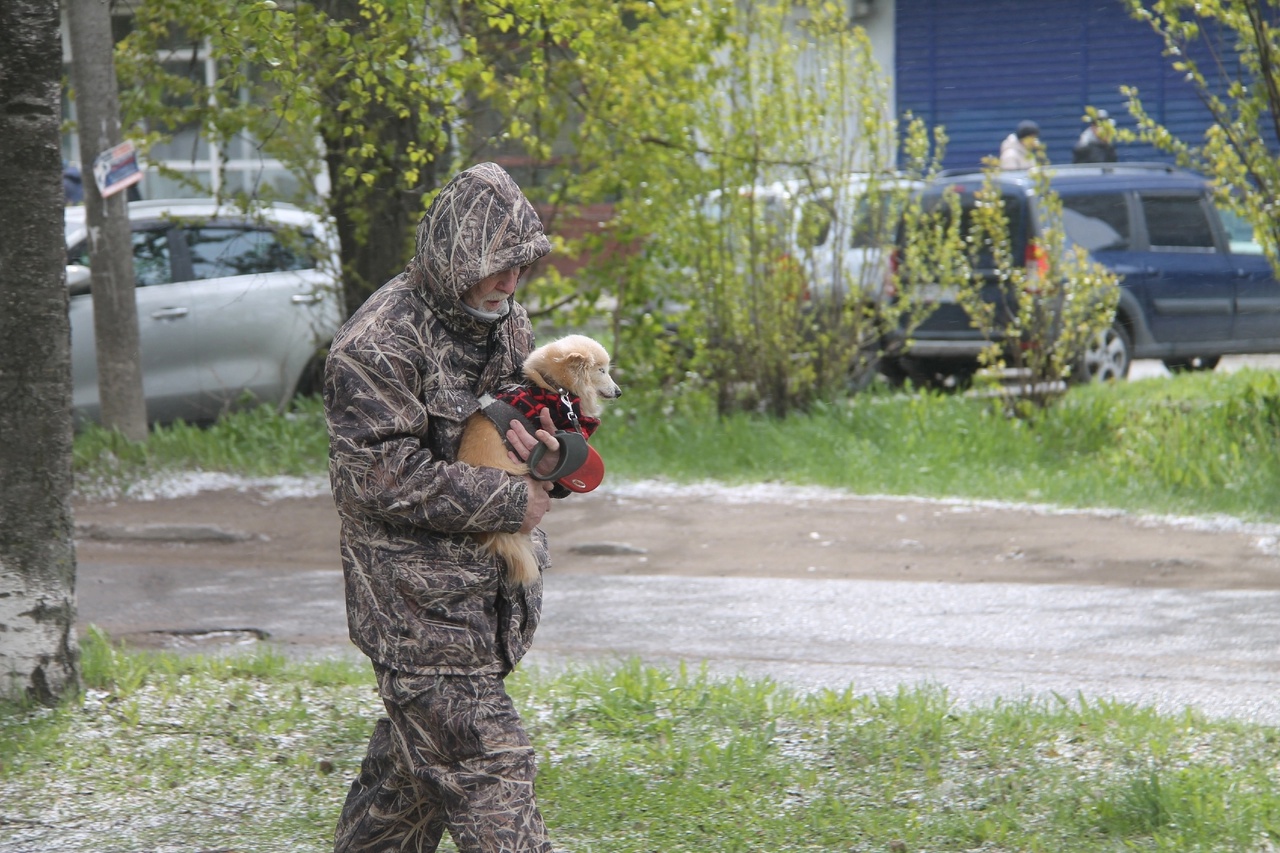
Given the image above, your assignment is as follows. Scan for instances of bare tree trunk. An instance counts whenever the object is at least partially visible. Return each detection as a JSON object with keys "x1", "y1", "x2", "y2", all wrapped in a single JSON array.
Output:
[
  {"x1": 66, "y1": 0, "x2": 147, "y2": 440},
  {"x1": 0, "y1": 0, "x2": 82, "y2": 704}
]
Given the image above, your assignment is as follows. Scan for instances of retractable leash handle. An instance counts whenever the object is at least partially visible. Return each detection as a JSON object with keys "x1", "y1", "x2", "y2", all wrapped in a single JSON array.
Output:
[
  {"x1": 528, "y1": 431, "x2": 605, "y2": 493},
  {"x1": 528, "y1": 431, "x2": 587, "y2": 481}
]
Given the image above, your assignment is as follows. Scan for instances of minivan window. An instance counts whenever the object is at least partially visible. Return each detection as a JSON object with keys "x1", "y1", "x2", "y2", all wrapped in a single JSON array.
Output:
[
  {"x1": 796, "y1": 189, "x2": 897, "y2": 250},
  {"x1": 924, "y1": 189, "x2": 1026, "y2": 267},
  {"x1": 132, "y1": 229, "x2": 174, "y2": 286},
  {"x1": 186, "y1": 226, "x2": 315, "y2": 279},
  {"x1": 848, "y1": 191, "x2": 895, "y2": 249},
  {"x1": 66, "y1": 227, "x2": 173, "y2": 288},
  {"x1": 797, "y1": 199, "x2": 833, "y2": 249},
  {"x1": 1061, "y1": 193, "x2": 1130, "y2": 252},
  {"x1": 1140, "y1": 195, "x2": 1216, "y2": 250}
]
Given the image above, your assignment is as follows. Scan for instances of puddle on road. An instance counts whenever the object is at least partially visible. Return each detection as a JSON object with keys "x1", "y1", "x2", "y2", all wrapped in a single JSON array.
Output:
[{"x1": 113, "y1": 628, "x2": 269, "y2": 650}]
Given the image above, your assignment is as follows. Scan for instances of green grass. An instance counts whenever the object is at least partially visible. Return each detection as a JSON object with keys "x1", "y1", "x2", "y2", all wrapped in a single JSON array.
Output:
[
  {"x1": 594, "y1": 367, "x2": 1280, "y2": 522},
  {"x1": 47, "y1": 372, "x2": 1280, "y2": 850},
  {"x1": 73, "y1": 397, "x2": 330, "y2": 491},
  {"x1": 73, "y1": 368, "x2": 1280, "y2": 522},
  {"x1": 4, "y1": 633, "x2": 1280, "y2": 852}
]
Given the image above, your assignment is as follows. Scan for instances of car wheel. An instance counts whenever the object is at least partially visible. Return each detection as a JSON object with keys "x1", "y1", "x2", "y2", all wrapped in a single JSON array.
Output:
[
  {"x1": 877, "y1": 356, "x2": 911, "y2": 388},
  {"x1": 934, "y1": 359, "x2": 978, "y2": 391},
  {"x1": 293, "y1": 348, "x2": 329, "y2": 399},
  {"x1": 1074, "y1": 320, "x2": 1131, "y2": 383},
  {"x1": 1163, "y1": 355, "x2": 1220, "y2": 373},
  {"x1": 894, "y1": 356, "x2": 977, "y2": 392},
  {"x1": 847, "y1": 358, "x2": 882, "y2": 393}
]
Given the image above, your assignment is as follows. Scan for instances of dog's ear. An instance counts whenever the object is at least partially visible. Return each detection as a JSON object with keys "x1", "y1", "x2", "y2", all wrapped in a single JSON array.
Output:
[{"x1": 559, "y1": 349, "x2": 590, "y2": 378}]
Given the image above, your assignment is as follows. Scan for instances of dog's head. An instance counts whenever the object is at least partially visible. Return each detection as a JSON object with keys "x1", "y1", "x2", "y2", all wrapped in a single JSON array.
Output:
[{"x1": 522, "y1": 334, "x2": 621, "y2": 419}]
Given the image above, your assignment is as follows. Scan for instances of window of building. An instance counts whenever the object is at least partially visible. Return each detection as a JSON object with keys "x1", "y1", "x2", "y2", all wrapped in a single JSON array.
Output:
[{"x1": 61, "y1": 12, "x2": 310, "y2": 204}]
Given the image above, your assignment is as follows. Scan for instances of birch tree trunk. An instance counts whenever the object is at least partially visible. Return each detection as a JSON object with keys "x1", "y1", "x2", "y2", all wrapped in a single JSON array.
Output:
[{"x1": 0, "y1": 0, "x2": 82, "y2": 704}]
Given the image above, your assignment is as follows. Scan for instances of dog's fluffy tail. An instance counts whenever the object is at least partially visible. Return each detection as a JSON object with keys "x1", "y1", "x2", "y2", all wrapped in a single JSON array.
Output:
[{"x1": 478, "y1": 532, "x2": 540, "y2": 587}]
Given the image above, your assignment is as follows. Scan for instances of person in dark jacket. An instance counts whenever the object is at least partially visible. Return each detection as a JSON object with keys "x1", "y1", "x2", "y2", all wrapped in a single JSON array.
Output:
[
  {"x1": 63, "y1": 161, "x2": 83, "y2": 205},
  {"x1": 324, "y1": 162, "x2": 563, "y2": 853},
  {"x1": 1072, "y1": 109, "x2": 1118, "y2": 163}
]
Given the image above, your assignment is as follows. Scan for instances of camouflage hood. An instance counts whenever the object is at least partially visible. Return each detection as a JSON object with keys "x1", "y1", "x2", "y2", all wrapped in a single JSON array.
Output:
[{"x1": 411, "y1": 162, "x2": 551, "y2": 325}]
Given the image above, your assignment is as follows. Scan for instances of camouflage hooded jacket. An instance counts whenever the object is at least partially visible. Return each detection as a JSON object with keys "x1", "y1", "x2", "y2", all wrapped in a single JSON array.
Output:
[{"x1": 323, "y1": 163, "x2": 552, "y2": 676}]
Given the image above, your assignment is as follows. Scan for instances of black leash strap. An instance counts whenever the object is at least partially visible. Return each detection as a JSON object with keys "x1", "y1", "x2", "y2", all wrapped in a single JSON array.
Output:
[{"x1": 477, "y1": 393, "x2": 537, "y2": 437}]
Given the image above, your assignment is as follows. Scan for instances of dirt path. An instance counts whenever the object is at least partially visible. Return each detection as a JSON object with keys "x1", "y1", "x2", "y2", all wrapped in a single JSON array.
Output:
[{"x1": 73, "y1": 481, "x2": 1280, "y2": 590}]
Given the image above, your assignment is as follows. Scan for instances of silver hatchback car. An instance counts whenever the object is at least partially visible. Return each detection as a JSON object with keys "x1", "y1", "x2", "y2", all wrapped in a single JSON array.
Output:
[{"x1": 64, "y1": 199, "x2": 342, "y2": 426}]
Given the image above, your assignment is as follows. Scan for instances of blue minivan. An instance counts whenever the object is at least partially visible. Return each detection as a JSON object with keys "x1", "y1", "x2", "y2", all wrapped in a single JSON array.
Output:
[{"x1": 882, "y1": 163, "x2": 1280, "y2": 386}]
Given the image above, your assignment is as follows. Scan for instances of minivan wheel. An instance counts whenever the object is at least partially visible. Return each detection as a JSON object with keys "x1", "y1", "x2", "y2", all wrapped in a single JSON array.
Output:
[
  {"x1": 919, "y1": 358, "x2": 978, "y2": 391},
  {"x1": 1075, "y1": 321, "x2": 1131, "y2": 383},
  {"x1": 1163, "y1": 355, "x2": 1220, "y2": 373},
  {"x1": 293, "y1": 348, "x2": 329, "y2": 399},
  {"x1": 847, "y1": 353, "x2": 884, "y2": 393},
  {"x1": 877, "y1": 356, "x2": 911, "y2": 388},
  {"x1": 881, "y1": 356, "x2": 977, "y2": 392}
]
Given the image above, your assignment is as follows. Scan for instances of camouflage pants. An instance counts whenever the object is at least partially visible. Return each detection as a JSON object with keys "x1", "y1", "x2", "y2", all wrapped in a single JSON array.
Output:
[{"x1": 334, "y1": 672, "x2": 554, "y2": 853}]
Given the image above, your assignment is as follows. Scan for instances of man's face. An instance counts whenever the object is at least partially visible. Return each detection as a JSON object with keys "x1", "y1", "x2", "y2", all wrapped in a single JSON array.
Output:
[{"x1": 463, "y1": 266, "x2": 526, "y2": 312}]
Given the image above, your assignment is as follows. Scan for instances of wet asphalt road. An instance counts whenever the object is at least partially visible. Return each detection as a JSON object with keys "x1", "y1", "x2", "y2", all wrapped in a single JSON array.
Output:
[
  {"x1": 540, "y1": 354, "x2": 1280, "y2": 723},
  {"x1": 75, "y1": 356, "x2": 1280, "y2": 724},
  {"x1": 532, "y1": 576, "x2": 1280, "y2": 724},
  {"x1": 77, "y1": 564, "x2": 1280, "y2": 725}
]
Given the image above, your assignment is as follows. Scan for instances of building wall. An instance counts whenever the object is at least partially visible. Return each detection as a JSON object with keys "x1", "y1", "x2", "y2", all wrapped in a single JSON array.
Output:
[
  {"x1": 857, "y1": 0, "x2": 897, "y2": 113},
  {"x1": 894, "y1": 0, "x2": 1239, "y2": 170}
]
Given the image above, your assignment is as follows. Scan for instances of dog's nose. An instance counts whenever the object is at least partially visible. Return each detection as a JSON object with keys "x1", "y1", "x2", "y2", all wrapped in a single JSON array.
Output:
[{"x1": 612, "y1": 385, "x2": 623, "y2": 398}]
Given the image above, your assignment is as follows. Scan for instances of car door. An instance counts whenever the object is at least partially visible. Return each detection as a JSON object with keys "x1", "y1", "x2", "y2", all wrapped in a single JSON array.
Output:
[
  {"x1": 1135, "y1": 193, "x2": 1234, "y2": 343},
  {"x1": 795, "y1": 179, "x2": 908, "y2": 302},
  {"x1": 67, "y1": 223, "x2": 202, "y2": 425},
  {"x1": 1218, "y1": 208, "x2": 1280, "y2": 346},
  {"x1": 180, "y1": 222, "x2": 334, "y2": 419}
]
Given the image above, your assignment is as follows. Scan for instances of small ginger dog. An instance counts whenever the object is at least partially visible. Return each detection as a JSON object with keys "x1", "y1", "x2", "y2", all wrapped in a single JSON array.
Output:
[{"x1": 458, "y1": 334, "x2": 621, "y2": 587}]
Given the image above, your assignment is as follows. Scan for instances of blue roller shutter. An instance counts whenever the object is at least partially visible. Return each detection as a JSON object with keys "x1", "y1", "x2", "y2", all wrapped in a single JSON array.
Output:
[{"x1": 895, "y1": 0, "x2": 1242, "y2": 170}]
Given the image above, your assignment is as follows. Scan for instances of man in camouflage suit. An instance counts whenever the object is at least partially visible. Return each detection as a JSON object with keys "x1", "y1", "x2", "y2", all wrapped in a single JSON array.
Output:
[{"x1": 324, "y1": 162, "x2": 562, "y2": 853}]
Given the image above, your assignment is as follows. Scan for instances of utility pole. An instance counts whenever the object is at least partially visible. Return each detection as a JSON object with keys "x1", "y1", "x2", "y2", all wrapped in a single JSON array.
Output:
[{"x1": 65, "y1": 0, "x2": 147, "y2": 440}]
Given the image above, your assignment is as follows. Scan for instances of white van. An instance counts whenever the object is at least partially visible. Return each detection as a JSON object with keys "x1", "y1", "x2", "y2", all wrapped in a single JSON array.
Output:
[
  {"x1": 692, "y1": 173, "x2": 918, "y2": 306},
  {"x1": 790, "y1": 173, "x2": 921, "y2": 303}
]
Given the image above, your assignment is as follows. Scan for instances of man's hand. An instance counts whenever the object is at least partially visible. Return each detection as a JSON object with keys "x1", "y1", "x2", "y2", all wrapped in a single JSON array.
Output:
[
  {"x1": 507, "y1": 407, "x2": 561, "y2": 477},
  {"x1": 509, "y1": 407, "x2": 559, "y2": 532},
  {"x1": 519, "y1": 474, "x2": 553, "y2": 533}
]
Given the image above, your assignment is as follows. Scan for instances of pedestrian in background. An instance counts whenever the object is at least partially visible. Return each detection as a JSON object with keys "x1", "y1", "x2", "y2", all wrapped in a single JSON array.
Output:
[
  {"x1": 1073, "y1": 109, "x2": 1118, "y2": 163},
  {"x1": 999, "y1": 120, "x2": 1041, "y2": 170},
  {"x1": 62, "y1": 161, "x2": 83, "y2": 205}
]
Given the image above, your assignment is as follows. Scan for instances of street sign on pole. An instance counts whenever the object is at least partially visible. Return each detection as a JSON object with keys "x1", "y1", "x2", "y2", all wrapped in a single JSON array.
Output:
[{"x1": 92, "y1": 140, "x2": 142, "y2": 199}]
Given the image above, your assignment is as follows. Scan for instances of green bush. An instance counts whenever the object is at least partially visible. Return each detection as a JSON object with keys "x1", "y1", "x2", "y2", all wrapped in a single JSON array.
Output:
[{"x1": 72, "y1": 369, "x2": 1280, "y2": 523}]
